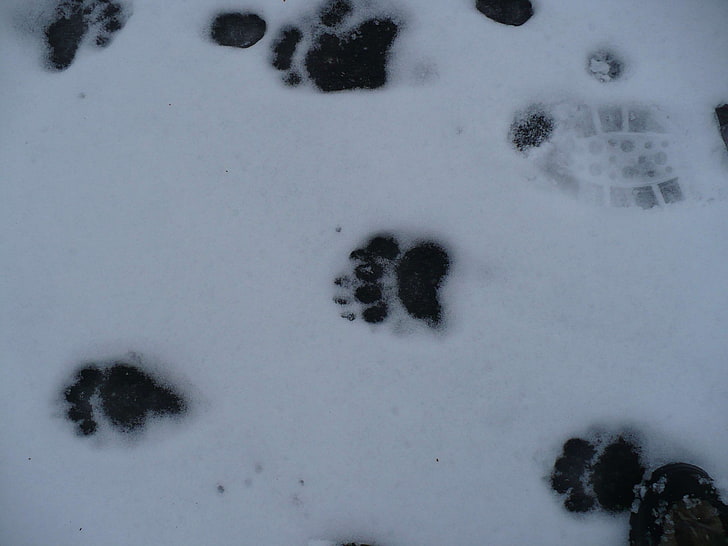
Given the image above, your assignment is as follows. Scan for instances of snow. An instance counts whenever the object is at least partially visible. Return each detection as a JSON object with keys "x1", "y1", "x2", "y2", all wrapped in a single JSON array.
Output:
[{"x1": 1, "y1": 0, "x2": 728, "y2": 544}]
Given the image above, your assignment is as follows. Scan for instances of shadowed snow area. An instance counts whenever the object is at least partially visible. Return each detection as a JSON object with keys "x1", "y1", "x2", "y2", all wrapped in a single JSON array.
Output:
[{"x1": 2, "y1": 0, "x2": 728, "y2": 545}]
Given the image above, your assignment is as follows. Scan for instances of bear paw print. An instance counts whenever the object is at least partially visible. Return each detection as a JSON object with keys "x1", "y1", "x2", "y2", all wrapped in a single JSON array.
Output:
[
  {"x1": 271, "y1": 0, "x2": 401, "y2": 92},
  {"x1": 63, "y1": 358, "x2": 187, "y2": 436},
  {"x1": 334, "y1": 233, "x2": 450, "y2": 329},
  {"x1": 550, "y1": 432, "x2": 646, "y2": 514}
]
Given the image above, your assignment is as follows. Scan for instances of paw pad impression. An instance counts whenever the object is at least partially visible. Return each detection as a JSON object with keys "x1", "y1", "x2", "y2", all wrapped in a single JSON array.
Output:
[
  {"x1": 63, "y1": 359, "x2": 187, "y2": 436},
  {"x1": 44, "y1": 0, "x2": 130, "y2": 70},
  {"x1": 210, "y1": 12, "x2": 266, "y2": 49},
  {"x1": 308, "y1": 540, "x2": 376, "y2": 546},
  {"x1": 550, "y1": 432, "x2": 646, "y2": 514},
  {"x1": 716, "y1": 104, "x2": 728, "y2": 152},
  {"x1": 334, "y1": 233, "x2": 450, "y2": 328},
  {"x1": 475, "y1": 0, "x2": 533, "y2": 27},
  {"x1": 271, "y1": 0, "x2": 401, "y2": 92}
]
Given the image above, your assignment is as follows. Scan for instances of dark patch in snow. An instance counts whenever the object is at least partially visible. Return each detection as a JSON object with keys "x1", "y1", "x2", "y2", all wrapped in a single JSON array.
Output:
[
  {"x1": 210, "y1": 12, "x2": 266, "y2": 49},
  {"x1": 320, "y1": 0, "x2": 353, "y2": 27},
  {"x1": 475, "y1": 0, "x2": 533, "y2": 27},
  {"x1": 45, "y1": 10, "x2": 87, "y2": 70},
  {"x1": 63, "y1": 359, "x2": 187, "y2": 436},
  {"x1": 45, "y1": 0, "x2": 130, "y2": 70},
  {"x1": 64, "y1": 365, "x2": 104, "y2": 435},
  {"x1": 551, "y1": 432, "x2": 645, "y2": 514},
  {"x1": 271, "y1": 26, "x2": 302, "y2": 71},
  {"x1": 309, "y1": 542, "x2": 378, "y2": 546},
  {"x1": 397, "y1": 243, "x2": 450, "y2": 324},
  {"x1": 334, "y1": 233, "x2": 450, "y2": 328},
  {"x1": 591, "y1": 437, "x2": 645, "y2": 512},
  {"x1": 551, "y1": 437, "x2": 597, "y2": 513},
  {"x1": 716, "y1": 104, "x2": 728, "y2": 152},
  {"x1": 510, "y1": 105, "x2": 554, "y2": 152},
  {"x1": 270, "y1": 0, "x2": 400, "y2": 92}
]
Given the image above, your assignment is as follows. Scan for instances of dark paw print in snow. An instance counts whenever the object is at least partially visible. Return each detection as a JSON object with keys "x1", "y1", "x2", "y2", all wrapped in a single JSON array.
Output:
[
  {"x1": 476, "y1": 0, "x2": 533, "y2": 27},
  {"x1": 716, "y1": 104, "x2": 728, "y2": 152},
  {"x1": 308, "y1": 540, "x2": 376, "y2": 546},
  {"x1": 551, "y1": 433, "x2": 645, "y2": 514},
  {"x1": 334, "y1": 234, "x2": 450, "y2": 327},
  {"x1": 271, "y1": 0, "x2": 400, "y2": 91},
  {"x1": 64, "y1": 361, "x2": 186, "y2": 436},
  {"x1": 45, "y1": 0, "x2": 129, "y2": 70},
  {"x1": 210, "y1": 12, "x2": 266, "y2": 49}
]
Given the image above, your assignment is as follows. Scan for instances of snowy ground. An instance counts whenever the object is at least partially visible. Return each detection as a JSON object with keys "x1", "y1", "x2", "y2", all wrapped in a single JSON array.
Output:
[{"x1": 2, "y1": 0, "x2": 728, "y2": 544}]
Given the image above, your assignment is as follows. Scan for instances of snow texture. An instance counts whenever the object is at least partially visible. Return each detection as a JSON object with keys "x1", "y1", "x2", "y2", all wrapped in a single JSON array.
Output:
[{"x1": 2, "y1": 0, "x2": 728, "y2": 544}]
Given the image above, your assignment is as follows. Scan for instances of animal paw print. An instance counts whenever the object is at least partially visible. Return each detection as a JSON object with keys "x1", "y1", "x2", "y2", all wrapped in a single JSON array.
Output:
[
  {"x1": 308, "y1": 540, "x2": 376, "y2": 546},
  {"x1": 209, "y1": 12, "x2": 266, "y2": 49},
  {"x1": 475, "y1": 0, "x2": 533, "y2": 27},
  {"x1": 334, "y1": 233, "x2": 450, "y2": 328},
  {"x1": 45, "y1": 0, "x2": 130, "y2": 71},
  {"x1": 270, "y1": 0, "x2": 401, "y2": 92},
  {"x1": 63, "y1": 358, "x2": 186, "y2": 436},
  {"x1": 550, "y1": 432, "x2": 646, "y2": 513},
  {"x1": 512, "y1": 102, "x2": 685, "y2": 208},
  {"x1": 716, "y1": 104, "x2": 728, "y2": 152}
]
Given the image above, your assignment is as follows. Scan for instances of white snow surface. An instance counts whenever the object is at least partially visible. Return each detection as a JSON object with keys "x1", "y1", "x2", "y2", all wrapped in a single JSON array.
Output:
[{"x1": 2, "y1": 0, "x2": 728, "y2": 544}]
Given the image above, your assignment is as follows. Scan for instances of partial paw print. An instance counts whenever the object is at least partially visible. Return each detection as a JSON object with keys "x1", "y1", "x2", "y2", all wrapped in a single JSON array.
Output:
[
  {"x1": 550, "y1": 432, "x2": 645, "y2": 514},
  {"x1": 512, "y1": 102, "x2": 686, "y2": 209},
  {"x1": 63, "y1": 356, "x2": 187, "y2": 436},
  {"x1": 209, "y1": 12, "x2": 266, "y2": 49},
  {"x1": 475, "y1": 0, "x2": 533, "y2": 27},
  {"x1": 271, "y1": 0, "x2": 401, "y2": 91},
  {"x1": 308, "y1": 540, "x2": 377, "y2": 546},
  {"x1": 334, "y1": 233, "x2": 450, "y2": 329},
  {"x1": 44, "y1": 0, "x2": 130, "y2": 70},
  {"x1": 716, "y1": 104, "x2": 728, "y2": 152}
]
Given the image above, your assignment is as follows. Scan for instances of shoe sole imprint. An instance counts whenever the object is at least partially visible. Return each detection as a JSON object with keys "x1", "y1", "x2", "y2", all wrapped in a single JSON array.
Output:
[{"x1": 537, "y1": 103, "x2": 686, "y2": 209}]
